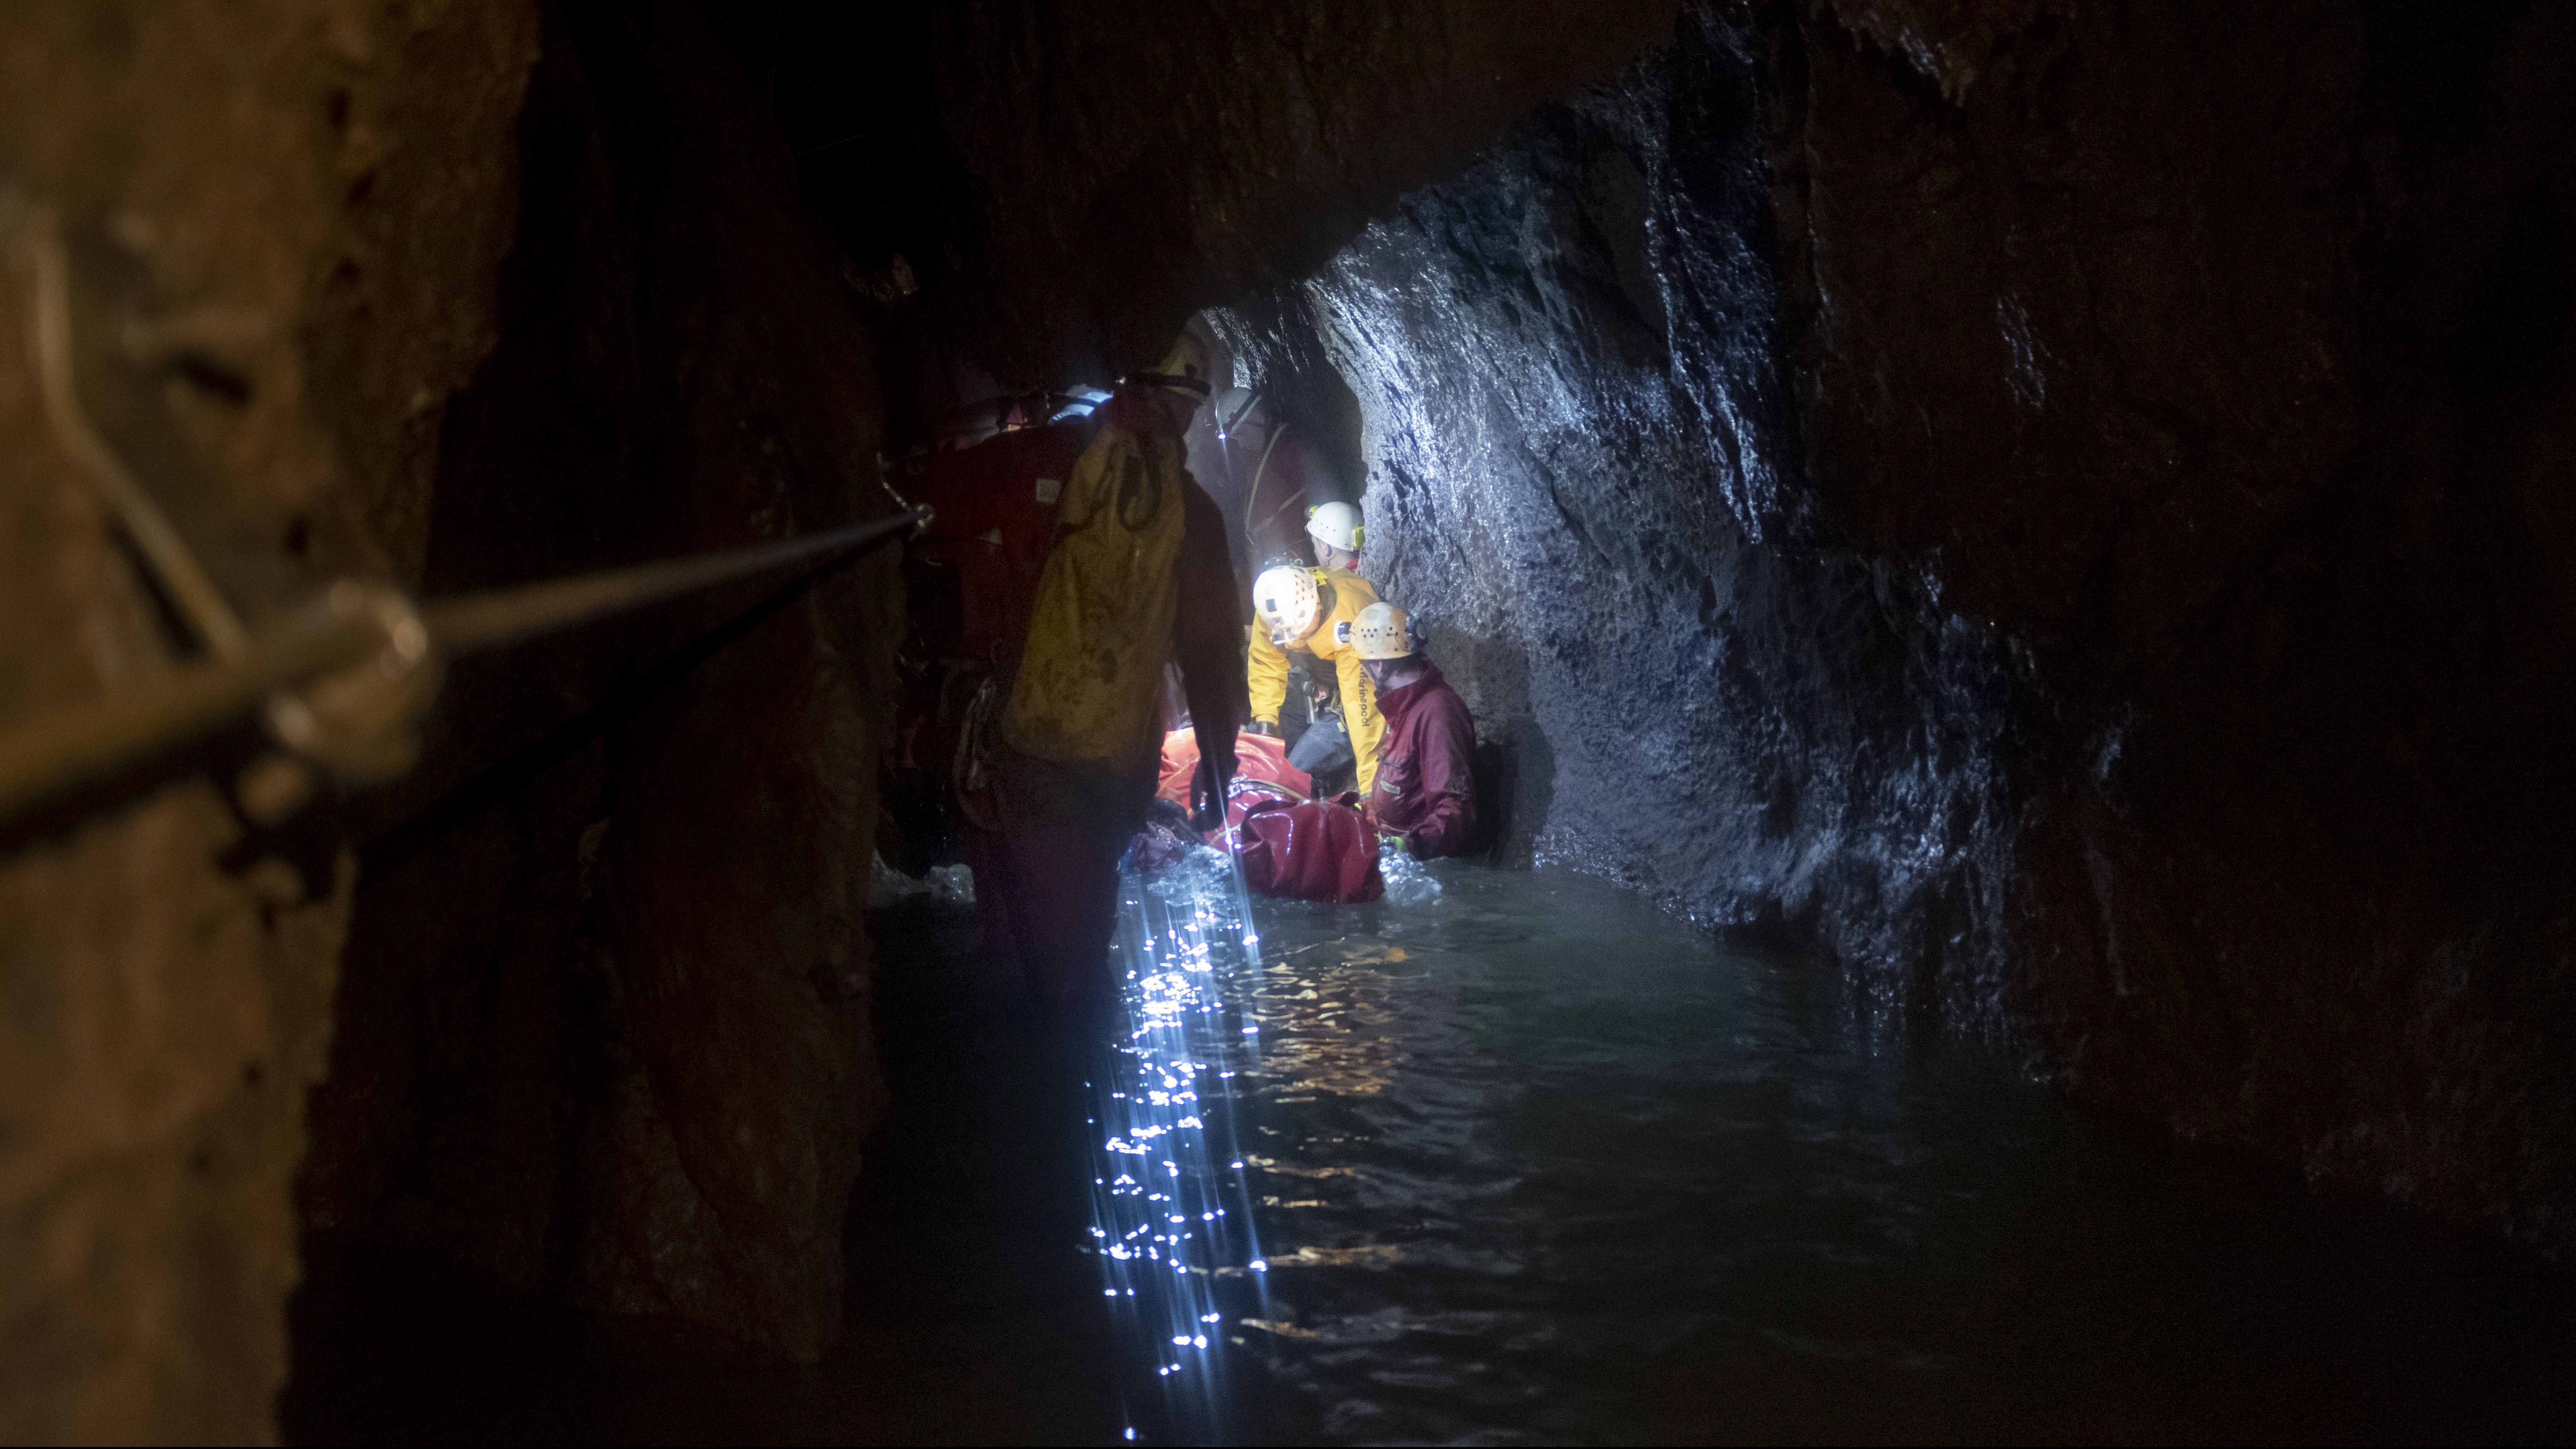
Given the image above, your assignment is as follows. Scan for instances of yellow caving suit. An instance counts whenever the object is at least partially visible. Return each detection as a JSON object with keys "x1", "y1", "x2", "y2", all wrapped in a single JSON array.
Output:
[
  {"x1": 1004, "y1": 423, "x2": 1186, "y2": 771},
  {"x1": 1248, "y1": 569, "x2": 1387, "y2": 796},
  {"x1": 997, "y1": 394, "x2": 1235, "y2": 1003}
]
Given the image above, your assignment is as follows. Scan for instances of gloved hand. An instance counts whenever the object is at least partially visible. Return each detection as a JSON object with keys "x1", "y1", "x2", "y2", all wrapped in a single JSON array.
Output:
[
  {"x1": 1244, "y1": 719, "x2": 1275, "y2": 738},
  {"x1": 1190, "y1": 752, "x2": 1233, "y2": 833}
]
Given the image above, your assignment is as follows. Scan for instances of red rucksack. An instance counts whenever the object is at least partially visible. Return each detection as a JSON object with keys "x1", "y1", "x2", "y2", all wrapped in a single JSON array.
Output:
[{"x1": 1231, "y1": 796, "x2": 1384, "y2": 903}]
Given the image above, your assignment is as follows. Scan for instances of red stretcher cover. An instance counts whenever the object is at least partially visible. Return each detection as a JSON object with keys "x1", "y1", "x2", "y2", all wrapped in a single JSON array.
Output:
[
  {"x1": 1231, "y1": 796, "x2": 1384, "y2": 903},
  {"x1": 1156, "y1": 727, "x2": 1310, "y2": 805},
  {"x1": 1142, "y1": 729, "x2": 1379, "y2": 902}
]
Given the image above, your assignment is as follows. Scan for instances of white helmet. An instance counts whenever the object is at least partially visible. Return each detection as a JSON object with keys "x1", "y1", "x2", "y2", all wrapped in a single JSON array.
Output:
[
  {"x1": 1136, "y1": 331, "x2": 1212, "y2": 400},
  {"x1": 1306, "y1": 500, "x2": 1362, "y2": 553},
  {"x1": 1253, "y1": 565, "x2": 1322, "y2": 646},
  {"x1": 1212, "y1": 385, "x2": 1261, "y2": 439},
  {"x1": 1350, "y1": 601, "x2": 1418, "y2": 661}
]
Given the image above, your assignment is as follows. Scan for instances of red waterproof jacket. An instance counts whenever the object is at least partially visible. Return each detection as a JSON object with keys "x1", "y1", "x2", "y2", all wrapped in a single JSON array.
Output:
[
  {"x1": 1367, "y1": 662, "x2": 1478, "y2": 860},
  {"x1": 908, "y1": 422, "x2": 1088, "y2": 671}
]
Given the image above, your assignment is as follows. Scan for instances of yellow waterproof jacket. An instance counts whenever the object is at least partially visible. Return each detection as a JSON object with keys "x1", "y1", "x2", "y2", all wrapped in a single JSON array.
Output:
[
  {"x1": 1003, "y1": 413, "x2": 1186, "y2": 771},
  {"x1": 1248, "y1": 570, "x2": 1386, "y2": 795}
]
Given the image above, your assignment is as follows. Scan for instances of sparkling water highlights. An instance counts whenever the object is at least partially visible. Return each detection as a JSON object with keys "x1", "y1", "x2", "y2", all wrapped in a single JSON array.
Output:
[
  {"x1": 1104, "y1": 863, "x2": 2576, "y2": 1444},
  {"x1": 1088, "y1": 847, "x2": 1274, "y2": 1442}
]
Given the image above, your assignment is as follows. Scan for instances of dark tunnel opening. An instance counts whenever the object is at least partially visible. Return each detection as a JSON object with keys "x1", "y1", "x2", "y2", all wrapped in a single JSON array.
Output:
[{"x1": 6, "y1": 0, "x2": 2576, "y2": 1441}]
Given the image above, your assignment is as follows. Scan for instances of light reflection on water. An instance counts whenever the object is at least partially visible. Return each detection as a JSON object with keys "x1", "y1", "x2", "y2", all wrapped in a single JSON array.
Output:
[
  {"x1": 1093, "y1": 857, "x2": 2576, "y2": 1445},
  {"x1": 1088, "y1": 849, "x2": 1275, "y2": 1443}
]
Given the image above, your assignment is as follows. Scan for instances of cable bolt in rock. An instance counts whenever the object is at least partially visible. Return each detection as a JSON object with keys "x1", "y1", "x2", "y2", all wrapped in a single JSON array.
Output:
[
  {"x1": 0, "y1": 507, "x2": 932, "y2": 834},
  {"x1": 2, "y1": 206, "x2": 930, "y2": 836}
]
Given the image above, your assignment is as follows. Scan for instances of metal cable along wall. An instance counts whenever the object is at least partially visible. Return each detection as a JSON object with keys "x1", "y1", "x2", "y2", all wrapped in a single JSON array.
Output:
[{"x1": 0, "y1": 209, "x2": 930, "y2": 845}]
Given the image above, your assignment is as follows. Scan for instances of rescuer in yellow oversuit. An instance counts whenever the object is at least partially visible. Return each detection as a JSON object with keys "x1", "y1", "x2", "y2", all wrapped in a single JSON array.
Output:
[
  {"x1": 993, "y1": 331, "x2": 1243, "y2": 1004},
  {"x1": 1246, "y1": 562, "x2": 1386, "y2": 797}
]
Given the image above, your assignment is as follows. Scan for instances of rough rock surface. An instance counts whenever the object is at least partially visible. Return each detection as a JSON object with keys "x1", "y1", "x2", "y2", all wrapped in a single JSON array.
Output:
[
  {"x1": 0, "y1": 2, "x2": 537, "y2": 1439},
  {"x1": 300, "y1": 0, "x2": 900, "y2": 1362},
  {"x1": 1776, "y1": 0, "x2": 2576, "y2": 1248},
  {"x1": 1228, "y1": 0, "x2": 2576, "y2": 1250},
  {"x1": 756, "y1": 0, "x2": 1688, "y2": 404},
  {"x1": 1216, "y1": 4, "x2": 2018, "y2": 1009}
]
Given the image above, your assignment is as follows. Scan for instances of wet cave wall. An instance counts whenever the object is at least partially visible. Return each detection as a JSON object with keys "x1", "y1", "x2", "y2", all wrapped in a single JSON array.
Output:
[
  {"x1": 1224, "y1": 1, "x2": 2576, "y2": 1250},
  {"x1": 1217, "y1": 5, "x2": 2019, "y2": 1012},
  {"x1": 1772, "y1": 0, "x2": 2576, "y2": 1249},
  {"x1": 299, "y1": 0, "x2": 901, "y2": 1366},
  {"x1": 753, "y1": 0, "x2": 1688, "y2": 414}
]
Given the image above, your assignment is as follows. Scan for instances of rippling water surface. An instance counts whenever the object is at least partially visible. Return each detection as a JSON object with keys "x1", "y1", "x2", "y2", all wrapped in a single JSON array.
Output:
[{"x1": 1087, "y1": 855, "x2": 2576, "y2": 1445}]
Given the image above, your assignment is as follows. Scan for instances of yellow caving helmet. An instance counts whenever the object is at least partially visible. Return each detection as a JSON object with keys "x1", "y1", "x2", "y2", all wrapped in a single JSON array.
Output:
[
  {"x1": 1349, "y1": 601, "x2": 1417, "y2": 661},
  {"x1": 1253, "y1": 565, "x2": 1322, "y2": 646}
]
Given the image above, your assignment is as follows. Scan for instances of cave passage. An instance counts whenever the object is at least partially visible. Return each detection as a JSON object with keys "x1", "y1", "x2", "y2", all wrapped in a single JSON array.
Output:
[{"x1": 15, "y1": 3, "x2": 2576, "y2": 1443}]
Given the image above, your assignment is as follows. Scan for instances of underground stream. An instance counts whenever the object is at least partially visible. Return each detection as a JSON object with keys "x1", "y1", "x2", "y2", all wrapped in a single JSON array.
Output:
[
  {"x1": 1030, "y1": 851, "x2": 2576, "y2": 1444},
  {"x1": 280, "y1": 842, "x2": 2576, "y2": 1444}
]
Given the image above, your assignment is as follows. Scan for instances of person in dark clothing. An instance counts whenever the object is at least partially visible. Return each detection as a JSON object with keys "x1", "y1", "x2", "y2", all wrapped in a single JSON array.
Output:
[{"x1": 1347, "y1": 600, "x2": 1478, "y2": 861}]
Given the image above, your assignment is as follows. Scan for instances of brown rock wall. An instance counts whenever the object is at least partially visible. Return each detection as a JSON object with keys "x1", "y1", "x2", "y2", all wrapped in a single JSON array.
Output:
[{"x1": 0, "y1": 2, "x2": 537, "y2": 1439}]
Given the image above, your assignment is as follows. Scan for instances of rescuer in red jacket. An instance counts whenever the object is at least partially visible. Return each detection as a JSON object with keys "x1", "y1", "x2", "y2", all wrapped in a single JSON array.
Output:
[
  {"x1": 1347, "y1": 601, "x2": 1479, "y2": 861},
  {"x1": 882, "y1": 408, "x2": 1091, "y2": 900}
]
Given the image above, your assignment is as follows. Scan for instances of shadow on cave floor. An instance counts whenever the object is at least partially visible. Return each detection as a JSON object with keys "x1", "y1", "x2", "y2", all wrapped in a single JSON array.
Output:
[{"x1": 279, "y1": 901, "x2": 1124, "y2": 1446}]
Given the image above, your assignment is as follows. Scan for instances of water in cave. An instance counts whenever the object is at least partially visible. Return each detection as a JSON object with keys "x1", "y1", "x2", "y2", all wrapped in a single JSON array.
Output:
[
  {"x1": 269, "y1": 850, "x2": 2576, "y2": 1443},
  {"x1": 1082, "y1": 858, "x2": 2576, "y2": 1443}
]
